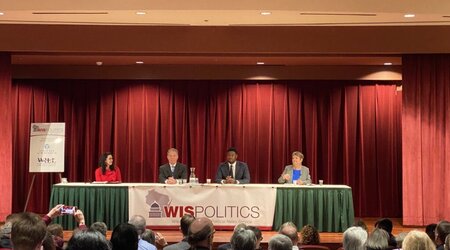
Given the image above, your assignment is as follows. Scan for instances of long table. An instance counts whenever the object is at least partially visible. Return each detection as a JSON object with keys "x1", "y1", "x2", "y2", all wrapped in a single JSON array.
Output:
[{"x1": 49, "y1": 183, "x2": 354, "y2": 232}]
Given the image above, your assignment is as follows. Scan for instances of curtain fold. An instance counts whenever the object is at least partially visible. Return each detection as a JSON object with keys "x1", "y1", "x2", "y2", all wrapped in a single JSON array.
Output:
[
  {"x1": 402, "y1": 55, "x2": 450, "y2": 225},
  {"x1": 12, "y1": 79, "x2": 402, "y2": 218}
]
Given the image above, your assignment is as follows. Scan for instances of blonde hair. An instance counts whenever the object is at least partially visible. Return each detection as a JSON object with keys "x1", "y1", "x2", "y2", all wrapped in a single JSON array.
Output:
[
  {"x1": 402, "y1": 230, "x2": 435, "y2": 250},
  {"x1": 292, "y1": 151, "x2": 304, "y2": 159}
]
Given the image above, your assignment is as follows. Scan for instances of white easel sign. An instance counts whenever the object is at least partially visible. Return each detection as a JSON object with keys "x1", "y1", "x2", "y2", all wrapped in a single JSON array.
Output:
[{"x1": 29, "y1": 123, "x2": 65, "y2": 173}]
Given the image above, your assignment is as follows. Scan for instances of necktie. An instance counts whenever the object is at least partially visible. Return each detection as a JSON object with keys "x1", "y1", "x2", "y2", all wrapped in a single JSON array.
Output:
[{"x1": 229, "y1": 164, "x2": 234, "y2": 178}]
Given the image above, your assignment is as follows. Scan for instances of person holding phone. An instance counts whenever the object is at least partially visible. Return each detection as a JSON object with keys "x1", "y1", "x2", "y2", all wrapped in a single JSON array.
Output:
[{"x1": 95, "y1": 152, "x2": 122, "y2": 182}]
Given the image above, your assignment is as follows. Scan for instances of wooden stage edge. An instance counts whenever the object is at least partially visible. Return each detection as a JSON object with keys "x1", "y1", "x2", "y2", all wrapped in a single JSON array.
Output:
[{"x1": 59, "y1": 217, "x2": 425, "y2": 249}]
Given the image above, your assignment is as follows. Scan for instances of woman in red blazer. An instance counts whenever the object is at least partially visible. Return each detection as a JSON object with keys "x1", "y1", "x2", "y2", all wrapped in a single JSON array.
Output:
[{"x1": 95, "y1": 152, "x2": 122, "y2": 182}]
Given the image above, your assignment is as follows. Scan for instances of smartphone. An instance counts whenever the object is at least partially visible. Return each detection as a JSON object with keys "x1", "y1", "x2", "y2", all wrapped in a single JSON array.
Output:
[{"x1": 60, "y1": 205, "x2": 76, "y2": 214}]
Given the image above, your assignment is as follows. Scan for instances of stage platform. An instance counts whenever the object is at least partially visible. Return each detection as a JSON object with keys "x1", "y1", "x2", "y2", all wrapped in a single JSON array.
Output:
[{"x1": 59, "y1": 218, "x2": 425, "y2": 250}]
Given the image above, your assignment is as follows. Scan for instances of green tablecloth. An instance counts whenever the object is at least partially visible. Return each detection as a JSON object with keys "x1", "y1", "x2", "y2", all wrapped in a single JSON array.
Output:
[
  {"x1": 49, "y1": 185, "x2": 128, "y2": 230},
  {"x1": 50, "y1": 184, "x2": 353, "y2": 232},
  {"x1": 273, "y1": 187, "x2": 354, "y2": 232}
]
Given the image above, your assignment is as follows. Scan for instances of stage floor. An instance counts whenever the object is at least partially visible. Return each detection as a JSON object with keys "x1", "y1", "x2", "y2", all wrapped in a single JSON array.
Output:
[{"x1": 60, "y1": 217, "x2": 425, "y2": 249}]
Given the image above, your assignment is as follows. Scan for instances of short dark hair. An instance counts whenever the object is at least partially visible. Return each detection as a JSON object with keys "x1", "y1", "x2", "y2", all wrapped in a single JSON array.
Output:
[
  {"x1": 425, "y1": 224, "x2": 437, "y2": 242},
  {"x1": 436, "y1": 221, "x2": 450, "y2": 244},
  {"x1": 180, "y1": 214, "x2": 195, "y2": 237},
  {"x1": 47, "y1": 223, "x2": 64, "y2": 238},
  {"x1": 246, "y1": 226, "x2": 262, "y2": 240},
  {"x1": 141, "y1": 229, "x2": 155, "y2": 245},
  {"x1": 111, "y1": 223, "x2": 139, "y2": 250},
  {"x1": 90, "y1": 222, "x2": 108, "y2": 237},
  {"x1": 375, "y1": 218, "x2": 393, "y2": 234},
  {"x1": 227, "y1": 147, "x2": 238, "y2": 154},
  {"x1": 11, "y1": 212, "x2": 47, "y2": 250},
  {"x1": 67, "y1": 230, "x2": 110, "y2": 250}
]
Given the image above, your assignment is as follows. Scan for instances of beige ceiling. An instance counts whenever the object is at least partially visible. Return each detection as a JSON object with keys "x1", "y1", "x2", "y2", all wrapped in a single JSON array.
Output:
[{"x1": 0, "y1": 0, "x2": 450, "y2": 26}]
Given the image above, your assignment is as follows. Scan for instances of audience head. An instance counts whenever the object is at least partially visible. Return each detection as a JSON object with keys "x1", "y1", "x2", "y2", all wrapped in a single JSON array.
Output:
[
  {"x1": 375, "y1": 218, "x2": 394, "y2": 235},
  {"x1": 67, "y1": 230, "x2": 110, "y2": 250},
  {"x1": 343, "y1": 226, "x2": 368, "y2": 250},
  {"x1": 231, "y1": 228, "x2": 257, "y2": 250},
  {"x1": 128, "y1": 215, "x2": 147, "y2": 235},
  {"x1": 395, "y1": 232, "x2": 408, "y2": 248},
  {"x1": 42, "y1": 231, "x2": 56, "y2": 250},
  {"x1": 436, "y1": 220, "x2": 450, "y2": 246},
  {"x1": 366, "y1": 228, "x2": 389, "y2": 250},
  {"x1": 278, "y1": 222, "x2": 299, "y2": 246},
  {"x1": 246, "y1": 226, "x2": 263, "y2": 249},
  {"x1": 47, "y1": 224, "x2": 64, "y2": 238},
  {"x1": 269, "y1": 234, "x2": 293, "y2": 250},
  {"x1": 110, "y1": 223, "x2": 139, "y2": 250},
  {"x1": 11, "y1": 212, "x2": 47, "y2": 250},
  {"x1": 402, "y1": 230, "x2": 435, "y2": 250},
  {"x1": 90, "y1": 222, "x2": 108, "y2": 237},
  {"x1": 141, "y1": 229, "x2": 155, "y2": 245},
  {"x1": 300, "y1": 224, "x2": 320, "y2": 245},
  {"x1": 188, "y1": 217, "x2": 215, "y2": 250},
  {"x1": 180, "y1": 214, "x2": 196, "y2": 237},
  {"x1": 353, "y1": 219, "x2": 368, "y2": 233},
  {"x1": 425, "y1": 224, "x2": 437, "y2": 244}
]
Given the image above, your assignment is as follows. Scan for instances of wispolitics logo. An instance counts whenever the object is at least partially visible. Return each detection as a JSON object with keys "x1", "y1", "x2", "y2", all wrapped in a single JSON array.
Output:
[{"x1": 145, "y1": 189, "x2": 260, "y2": 219}]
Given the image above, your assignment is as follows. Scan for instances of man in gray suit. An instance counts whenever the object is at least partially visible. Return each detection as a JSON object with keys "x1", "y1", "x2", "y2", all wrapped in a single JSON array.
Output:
[
  {"x1": 159, "y1": 148, "x2": 188, "y2": 184},
  {"x1": 278, "y1": 151, "x2": 311, "y2": 185},
  {"x1": 215, "y1": 147, "x2": 251, "y2": 184}
]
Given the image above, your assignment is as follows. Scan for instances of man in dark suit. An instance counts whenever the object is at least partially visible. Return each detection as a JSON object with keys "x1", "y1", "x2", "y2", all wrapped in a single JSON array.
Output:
[
  {"x1": 215, "y1": 147, "x2": 250, "y2": 184},
  {"x1": 159, "y1": 148, "x2": 188, "y2": 184}
]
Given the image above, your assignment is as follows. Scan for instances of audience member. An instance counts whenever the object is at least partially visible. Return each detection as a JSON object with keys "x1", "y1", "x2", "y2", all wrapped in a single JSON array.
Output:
[
  {"x1": 366, "y1": 228, "x2": 389, "y2": 250},
  {"x1": 90, "y1": 222, "x2": 108, "y2": 237},
  {"x1": 187, "y1": 217, "x2": 215, "y2": 250},
  {"x1": 67, "y1": 230, "x2": 110, "y2": 250},
  {"x1": 47, "y1": 224, "x2": 64, "y2": 250},
  {"x1": 10, "y1": 212, "x2": 47, "y2": 250},
  {"x1": 353, "y1": 220, "x2": 369, "y2": 233},
  {"x1": 343, "y1": 226, "x2": 367, "y2": 250},
  {"x1": 110, "y1": 223, "x2": 139, "y2": 250},
  {"x1": 402, "y1": 230, "x2": 435, "y2": 250},
  {"x1": 0, "y1": 213, "x2": 21, "y2": 249},
  {"x1": 231, "y1": 228, "x2": 257, "y2": 250},
  {"x1": 279, "y1": 222, "x2": 299, "y2": 250},
  {"x1": 269, "y1": 234, "x2": 293, "y2": 250},
  {"x1": 444, "y1": 234, "x2": 449, "y2": 250},
  {"x1": 300, "y1": 225, "x2": 320, "y2": 245},
  {"x1": 128, "y1": 215, "x2": 157, "y2": 250},
  {"x1": 42, "y1": 231, "x2": 56, "y2": 250},
  {"x1": 425, "y1": 224, "x2": 437, "y2": 246},
  {"x1": 395, "y1": 232, "x2": 408, "y2": 249},
  {"x1": 375, "y1": 218, "x2": 397, "y2": 248},
  {"x1": 142, "y1": 229, "x2": 155, "y2": 245},
  {"x1": 246, "y1": 226, "x2": 263, "y2": 250},
  {"x1": 164, "y1": 214, "x2": 195, "y2": 250},
  {"x1": 218, "y1": 223, "x2": 247, "y2": 250},
  {"x1": 436, "y1": 221, "x2": 450, "y2": 250}
]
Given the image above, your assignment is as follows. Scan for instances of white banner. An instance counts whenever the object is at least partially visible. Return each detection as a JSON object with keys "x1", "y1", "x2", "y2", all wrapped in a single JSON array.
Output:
[
  {"x1": 129, "y1": 185, "x2": 277, "y2": 227},
  {"x1": 29, "y1": 123, "x2": 65, "y2": 173}
]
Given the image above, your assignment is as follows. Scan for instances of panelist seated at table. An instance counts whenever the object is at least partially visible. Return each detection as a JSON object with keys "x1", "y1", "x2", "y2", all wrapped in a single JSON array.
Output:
[
  {"x1": 159, "y1": 148, "x2": 188, "y2": 184},
  {"x1": 95, "y1": 152, "x2": 122, "y2": 182},
  {"x1": 278, "y1": 151, "x2": 311, "y2": 185},
  {"x1": 215, "y1": 147, "x2": 250, "y2": 184}
]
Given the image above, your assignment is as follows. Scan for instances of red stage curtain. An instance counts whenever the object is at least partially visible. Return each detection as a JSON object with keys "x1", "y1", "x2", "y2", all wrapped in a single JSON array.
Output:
[
  {"x1": 0, "y1": 54, "x2": 12, "y2": 220},
  {"x1": 402, "y1": 55, "x2": 450, "y2": 225},
  {"x1": 12, "y1": 80, "x2": 402, "y2": 218}
]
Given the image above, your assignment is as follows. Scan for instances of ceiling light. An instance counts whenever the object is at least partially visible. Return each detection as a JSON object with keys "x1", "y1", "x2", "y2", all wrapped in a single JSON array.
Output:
[
  {"x1": 256, "y1": 62, "x2": 265, "y2": 65},
  {"x1": 260, "y1": 12, "x2": 272, "y2": 16},
  {"x1": 404, "y1": 14, "x2": 415, "y2": 18},
  {"x1": 136, "y1": 61, "x2": 144, "y2": 64},
  {"x1": 384, "y1": 62, "x2": 393, "y2": 66},
  {"x1": 96, "y1": 61, "x2": 103, "y2": 66},
  {"x1": 136, "y1": 11, "x2": 146, "y2": 15}
]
